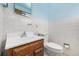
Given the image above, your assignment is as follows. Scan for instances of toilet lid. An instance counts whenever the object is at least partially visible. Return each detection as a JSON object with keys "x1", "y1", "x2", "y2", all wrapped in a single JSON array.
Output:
[{"x1": 46, "y1": 42, "x2": 63, "y2": 50}]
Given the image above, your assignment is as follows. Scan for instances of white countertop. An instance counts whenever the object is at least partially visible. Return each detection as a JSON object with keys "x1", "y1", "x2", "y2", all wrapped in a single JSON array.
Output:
[{"x1": 5, "y1": 35, "x2": 44, "y2": 50}]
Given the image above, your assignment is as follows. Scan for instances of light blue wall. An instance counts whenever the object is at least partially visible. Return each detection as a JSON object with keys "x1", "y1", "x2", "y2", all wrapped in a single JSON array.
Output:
[
  {"x1": 32, "y1": 3, "x2": 79, "y2": 22},
  {"x1": 2, "y1": 3, "x2": 79, "y2": 22},
  {"x1": 1, "y1": 3, "x2": 49, "y2": 21},
  {"x1": 32, "y1": 3, "x2": 49, "y2": 21},
  {"x1": 8, "y1": 3, "x2": 14, "y2": 10},
  {"x1": 48, "y1": 3, "x2": 79, "y2": 21}
]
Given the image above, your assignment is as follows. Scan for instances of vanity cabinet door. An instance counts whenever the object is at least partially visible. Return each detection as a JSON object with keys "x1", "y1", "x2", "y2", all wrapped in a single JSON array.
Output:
[
  {"x1": 34, "y1": 48, "x2": 44, "y2": 56},
  {"x1": 13, "y1": 44, "x2": 33, "y2": 56},
  {"x1": 6, "y1": 39, "x2": 44, "y2": 56},
  {"x1": 33, "y1": 40, "x2": 44, "y2": 56},
  {"x1": 7, "y1": 49, "x2": 13, "y2": 56},
  {"x1": 33, "y1": 39, "x2": 44, "y2": 50}
]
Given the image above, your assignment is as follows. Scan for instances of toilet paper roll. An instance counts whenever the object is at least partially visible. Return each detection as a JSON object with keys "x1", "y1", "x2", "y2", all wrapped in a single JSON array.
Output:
[{"x1": 64, "y1": 43, "x2": 70, "y2": 49}]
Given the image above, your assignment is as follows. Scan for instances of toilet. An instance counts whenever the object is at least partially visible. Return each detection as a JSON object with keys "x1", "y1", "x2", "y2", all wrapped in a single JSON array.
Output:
[{"x1": 44, "y1": 35, "x2": 63, "y2": 56}]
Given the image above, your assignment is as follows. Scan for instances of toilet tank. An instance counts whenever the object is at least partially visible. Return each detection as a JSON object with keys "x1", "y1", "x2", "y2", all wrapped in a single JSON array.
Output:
[{"x1": 44, "y1": 34, "x2": 48, "y2": 42}]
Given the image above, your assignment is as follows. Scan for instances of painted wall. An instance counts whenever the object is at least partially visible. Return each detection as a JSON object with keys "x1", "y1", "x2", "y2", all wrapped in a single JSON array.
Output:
[
  {"x1": 0, "y1": 4, "x2": 33, "y2": 55},
  {"x1": 0, "y1": 4, "x2": 4, "y2": 55},
  {"x1": 49, "y1": 4, "x2": 79, "y2": 55},
  {"x1": 48, "y1": 3, "x2": 79, "y2": 21},
  {"x1": 4, "y1": 9, "x2": 33, "y2": 33},
  {"x1": 32, "y1": 3, "x2": 48, "y2": 34},
  {"x1": 0, "y1": 3, "x2": 48, "y2": 55},
  {"x1": 5, "y1": 3, "x2": 48, "y2": 34}
]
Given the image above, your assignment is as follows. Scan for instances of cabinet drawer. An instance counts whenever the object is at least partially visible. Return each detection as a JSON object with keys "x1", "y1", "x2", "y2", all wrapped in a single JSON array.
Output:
[
  {"x1": 34, "y1": 48, "x2": 44, "y2": 56},
  {"x1": 33, "y1": 39, "x2": 44, "y2": 50},
  {"x1": 13, "y1": 44, "x2": 33, "y2": 56}
]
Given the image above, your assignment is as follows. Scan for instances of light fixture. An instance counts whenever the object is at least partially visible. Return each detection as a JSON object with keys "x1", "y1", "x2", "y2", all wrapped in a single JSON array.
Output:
[{"x1": 2, "y1": 3, "x2": 8, "y2": 7}]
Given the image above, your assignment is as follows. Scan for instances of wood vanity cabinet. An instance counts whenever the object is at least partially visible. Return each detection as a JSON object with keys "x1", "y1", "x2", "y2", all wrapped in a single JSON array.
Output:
[{"x1": 6, "y1": 39, "x2": 44, "y2": 56}]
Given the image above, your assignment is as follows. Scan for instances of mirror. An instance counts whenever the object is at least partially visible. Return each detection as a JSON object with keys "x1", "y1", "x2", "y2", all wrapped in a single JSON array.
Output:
[{"x1": 14, "y1": 3, "x2": 32, "y2": 17}]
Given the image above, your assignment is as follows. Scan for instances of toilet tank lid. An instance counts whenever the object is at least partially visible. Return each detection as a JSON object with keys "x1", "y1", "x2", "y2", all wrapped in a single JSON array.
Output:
[{"x1": 47, "y1": 42, "x2": 63, "y2": 50}]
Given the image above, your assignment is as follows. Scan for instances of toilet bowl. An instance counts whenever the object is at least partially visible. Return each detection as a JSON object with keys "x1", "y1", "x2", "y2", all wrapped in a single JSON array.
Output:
[
  {"x1": 44, "y1": 35, "x2": 63, "y2": 56},
  {"x1": 44, "y1": 42, "x2": 63, "y2": 56}
]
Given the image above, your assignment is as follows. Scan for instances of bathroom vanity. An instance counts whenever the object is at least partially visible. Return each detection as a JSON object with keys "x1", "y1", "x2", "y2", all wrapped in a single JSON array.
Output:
[
  {"x1": 5, "y1": 32, "x2": 44, "y2": 56},
  {"x1": 6, "y1": 39, "x2": 44, "y2": 56}
]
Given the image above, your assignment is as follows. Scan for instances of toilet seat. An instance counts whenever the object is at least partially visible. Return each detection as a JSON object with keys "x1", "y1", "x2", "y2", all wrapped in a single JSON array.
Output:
[
  {"x1": 45, "y1": 42, "x2": 63, "y2": 53},
  {"x1": 47, "y1": 42, "x2": 63, "y2": 50}
]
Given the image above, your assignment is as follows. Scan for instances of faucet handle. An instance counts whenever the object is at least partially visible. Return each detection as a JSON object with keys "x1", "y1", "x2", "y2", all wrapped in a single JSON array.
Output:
[{"x1": 21, "y1": 31, "x2": 26, "y2": 38}]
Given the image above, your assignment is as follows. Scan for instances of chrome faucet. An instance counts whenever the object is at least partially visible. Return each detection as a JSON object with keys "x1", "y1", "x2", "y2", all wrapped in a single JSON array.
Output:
[{"x1": 21, "y1": 31, "x2": 27, "y2": 38}]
